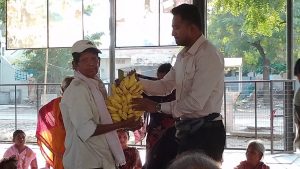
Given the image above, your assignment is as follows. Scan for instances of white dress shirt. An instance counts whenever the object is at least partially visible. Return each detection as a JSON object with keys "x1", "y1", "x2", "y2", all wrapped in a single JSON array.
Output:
[{"x1": 140, "y1": 35, "x2": 224, "y2": 119}]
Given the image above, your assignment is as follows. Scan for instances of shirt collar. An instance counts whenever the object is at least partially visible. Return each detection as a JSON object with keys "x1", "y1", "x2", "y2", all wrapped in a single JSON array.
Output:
[{"x1": 179, "y1": 34, "x2": 206, "y2": 57}]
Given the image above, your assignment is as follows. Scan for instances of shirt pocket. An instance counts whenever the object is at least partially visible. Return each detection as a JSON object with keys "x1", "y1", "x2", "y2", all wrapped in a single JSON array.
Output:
[{"x1": 183, "y1": 62, "x2": 196, "y2": 89}]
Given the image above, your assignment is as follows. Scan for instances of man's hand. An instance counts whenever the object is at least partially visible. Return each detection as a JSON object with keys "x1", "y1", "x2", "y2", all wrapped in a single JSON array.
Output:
[
  {"x1": 127, "y1": 69, "x2": 140, "y2": 81},
  {"x1": 132, "y1": 98, "x2": 157, "y2": 113},
  {"x1": 121, "y1": 117, "x2": 143, "y2": 131}
]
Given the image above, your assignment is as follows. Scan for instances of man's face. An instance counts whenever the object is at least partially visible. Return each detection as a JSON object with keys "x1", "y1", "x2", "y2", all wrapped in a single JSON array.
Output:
[
  {"x1": 172, "y1": 15, "x2": 192, "y2": 46},
  {"x1": 76, "y1": 51, "x2": 100, "y2": 78}
]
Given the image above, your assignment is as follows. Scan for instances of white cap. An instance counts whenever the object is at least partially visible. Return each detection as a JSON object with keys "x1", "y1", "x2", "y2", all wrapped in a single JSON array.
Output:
[{"x1": 71, "y1": 40, "x2": 101, "y2": 54}]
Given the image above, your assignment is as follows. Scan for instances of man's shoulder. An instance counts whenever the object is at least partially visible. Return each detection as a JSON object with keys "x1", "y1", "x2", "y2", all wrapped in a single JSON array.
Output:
[{"x1": 62, "y1": 79, "x2": 89, "y2": 99}]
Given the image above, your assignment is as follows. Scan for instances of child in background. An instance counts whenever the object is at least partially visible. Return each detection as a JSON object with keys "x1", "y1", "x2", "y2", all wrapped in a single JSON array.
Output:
[
  {"x1": 234, "y1": 140, "x2": 270, "y2": 169},
  {"x1": 3, "y1": 130, "x2": 38, "y2": 169},
  {"x1": 117, "y1": 129, "x2": 142, "y2": 169}
]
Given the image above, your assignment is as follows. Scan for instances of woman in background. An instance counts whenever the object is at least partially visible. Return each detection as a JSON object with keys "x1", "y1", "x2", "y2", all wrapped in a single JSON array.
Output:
[
  {"x1": 36, "y1": 76, "x2": 74, "y2": 169},
  {"x1": 3, "y1": 130, "x2": 38, "y2": 169},
  {"x1": 234, "y1": 140, "x2": 270, "y2": 169},
  {"x1": 117, "y1": 129, "x2": 142, "y2": 169}
]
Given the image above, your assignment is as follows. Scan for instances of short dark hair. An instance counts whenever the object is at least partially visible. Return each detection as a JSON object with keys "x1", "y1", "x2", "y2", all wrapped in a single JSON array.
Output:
[
  {"x1": 0, "y1": 156, "x2": 18, "y2": 169},
  {"x1": 13, "y1": 130, "x2": 25, "y2": 141},
  {"x1": 61, "y1": 76, "x2": 74, "y2": 93},
  {"x1": 294, "y1": 58, "x2": 300, "y2": 76},
  {"x1": 171, "y1": 4, "x2": 202, "y2": 31},
  {"x1": 157, "y1": 63, "x2": 172, "y2": 74}
]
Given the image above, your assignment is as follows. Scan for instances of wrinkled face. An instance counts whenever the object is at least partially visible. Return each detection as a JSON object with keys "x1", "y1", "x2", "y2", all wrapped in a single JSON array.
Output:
[
  {"x1": 246, "y1": 145, "x2": 262, "y2": 166},
  {"x1": 76, "y1": 51, "x2": 100, "y2": 78},
  {"x1": 117, "y1": 131, "x2": 128, "y2": 149},
  {"x1": 172, "y1": 15, "x2": 192, "y2": 46},
  {"x1": 13, "y1": 133, "x2": 26, "y2": 147}
]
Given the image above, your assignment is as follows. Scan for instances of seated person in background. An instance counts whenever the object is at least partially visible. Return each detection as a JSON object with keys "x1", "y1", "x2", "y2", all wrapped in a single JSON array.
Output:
[
  {"x1": 137, "y1": 63, "x2": 177, "y2": 169},
  {"x1": 234, "y1": 140, "x2": 270, "y2": 169},
  {"x1": 0, "y1": 156, "x2": 18, "y2": 169},
  {"x1": 3, "y1": 130, "x2": 38, "y2": 169},
  {"x1": 139, "y1": 63, "x2": 176, "y2": 155},
  {"x1": 167, "y1": 151, "x2": 220, "y2": 169},
  {"x1": 117, "y1": 129, "x2": 142, "y2": 169},
  {"x1": 36, "y1": 76, "x2": 74, "y2": 169}
]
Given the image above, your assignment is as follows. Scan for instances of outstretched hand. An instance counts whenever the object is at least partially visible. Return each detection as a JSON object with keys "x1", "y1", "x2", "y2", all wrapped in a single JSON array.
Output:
[
  {"x1": 127, "y1": 69, "x2": 139, "y2": 81},
  {"x1": 132, "y1": 98, "x2": 157, "y2": 113},
  {"x1": 122, "y1": 117, "x2": 143, "y2": 131}
]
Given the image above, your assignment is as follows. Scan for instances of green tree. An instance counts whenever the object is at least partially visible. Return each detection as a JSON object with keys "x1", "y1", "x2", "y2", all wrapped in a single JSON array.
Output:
[
  {"x1": 0, "y1": 0, "x2": 5, "y2": 34},
  {"x1": 14, "y1": 32, "x2": 103, "y2": 83},
  {"x1": 12, "y1": 0, "x2": 104, "y2": 83},
  {"x1": 208, "y1": 0, "x2": 287, "y2": 80},
  {"x1": 14, "y1": 48, "x2": 73, "y2": 83}
]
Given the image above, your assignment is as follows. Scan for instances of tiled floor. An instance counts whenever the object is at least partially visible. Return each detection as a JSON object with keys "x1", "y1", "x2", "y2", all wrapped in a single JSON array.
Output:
[{"x1": 1, "y1": 143, "x2": 299, "y2": 169}]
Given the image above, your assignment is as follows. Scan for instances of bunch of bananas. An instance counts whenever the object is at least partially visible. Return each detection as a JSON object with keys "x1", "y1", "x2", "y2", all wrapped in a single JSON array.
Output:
[{"x1": 106, "y1": 73, "x2": 144, "y2": 122}]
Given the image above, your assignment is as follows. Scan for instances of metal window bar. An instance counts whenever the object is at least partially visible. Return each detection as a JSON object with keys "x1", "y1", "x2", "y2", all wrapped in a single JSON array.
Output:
[{"x1": 0, "y1": 80, "x2": 296, "y2": 154}]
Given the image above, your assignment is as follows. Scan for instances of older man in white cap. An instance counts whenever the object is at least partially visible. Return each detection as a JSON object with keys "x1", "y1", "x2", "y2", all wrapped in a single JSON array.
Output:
[{"x1": 60, "y1": 40, "x2": 141, "y2": 169}]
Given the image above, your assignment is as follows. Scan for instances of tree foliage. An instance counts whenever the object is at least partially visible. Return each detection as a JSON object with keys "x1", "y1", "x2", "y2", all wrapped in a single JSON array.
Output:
[
  {"x1": 11, "y1": 2, "x2": 104, "y2": 83},
  {"x1": 14, "y1": 48, "x2": 73, "y2": 83},
  {"x1": 208, "y1": 0, "x2": 287, "y2": 79}
]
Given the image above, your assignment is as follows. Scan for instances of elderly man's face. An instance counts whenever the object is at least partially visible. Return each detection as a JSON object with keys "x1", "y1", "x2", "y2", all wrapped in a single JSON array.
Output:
[{"x1": 76, "y1": 51, "x2": 100, "y2": 78}]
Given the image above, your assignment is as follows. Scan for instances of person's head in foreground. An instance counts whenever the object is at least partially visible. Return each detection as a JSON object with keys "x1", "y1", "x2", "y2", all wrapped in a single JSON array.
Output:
[
  {"x1": 71, "y1": 40, "x2": 101, "y2": 78},
  {"x1": 245, "y1": 140, "x2": 266, "y2": 166},
  {"x1": 167, "y1": 151, "x2": 220, "y2": 169},
  {"x1": 0, "y1": 156, "x2": 18, "y2": 169}
]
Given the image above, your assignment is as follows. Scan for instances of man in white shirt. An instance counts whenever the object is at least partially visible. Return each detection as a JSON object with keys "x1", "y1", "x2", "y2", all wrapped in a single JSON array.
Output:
[
  {"x1": 133, "y1": 4, "x2": 225, "y2": 163},
  {"x1": 60, "y1": 40, "x2": 141, "y2": 169}
]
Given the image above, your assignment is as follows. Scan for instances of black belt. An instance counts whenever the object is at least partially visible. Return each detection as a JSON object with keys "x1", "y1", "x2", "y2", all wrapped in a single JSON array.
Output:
[{"x1": 175, "y1": 113, "x2": 221, "y2": 139}]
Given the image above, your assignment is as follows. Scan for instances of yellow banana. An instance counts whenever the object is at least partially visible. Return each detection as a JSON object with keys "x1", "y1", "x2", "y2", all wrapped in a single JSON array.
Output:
[
  {"x1": 111, "y1": 113, "x2": 121, "y2": 122},
  {"x1": 111, "y1": 84, "x2": 117, "y2": 95},
  {"x1": 120, "y1": 83, "x2": 129, "y2": 94},
  {"x1": 128, "y1": 74, "x2": 136, "y2": 88},
  {"x1": 122, "y1": 105, "x2": 129, "y2": 113},
  {"x1": 134, "y1": 110, "x2": 143, "y2": 118},
  {"x1": 128, "y1": 113, "x2": 135, "y2": 118},
  {"x1": 129, "y1": 83, "x2": 138, "y2": 93},
  {"x1": 126, "y1": 94, "x2": 132, "y2": 103},
  {"x1": 121, "y1": 95, "x2": 127, "y2": 102},
  {"x1": 118, "y1": 110, "x2": 127, "y2": 120},
  {"x1": 112, "y1": 94, "x2": 122, "y2": 103},
  {"x1": 116, "y1": 87, "x2": 123, "y2": 95},
  {"x1": 111, "y1": 99, "x2": 122, "y2": 109},
  {"x1": 107, "y1": 105, "x2": 118, "y2": 112},
  {"x1": 132, "y1": 83, "x2": 143, "y2": 94},
  {"x1": 123, "y1": 76, "x2": 130, "y2": 88},
  {"x1": 128, "y1": 108, "x2": 134, "y2": 114}
]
